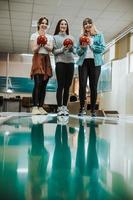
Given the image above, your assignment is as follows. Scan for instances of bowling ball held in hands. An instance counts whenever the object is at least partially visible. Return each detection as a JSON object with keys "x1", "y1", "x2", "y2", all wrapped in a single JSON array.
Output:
[
  {"x1": 79, "y1": 35, "x2": 90, "y2": 45},
  {"x1": 63, "y1": 38, "x2": 73, "y2": 47},
  {"x1": 37, "y1": 35, "x2": 47, "y2": 45}
]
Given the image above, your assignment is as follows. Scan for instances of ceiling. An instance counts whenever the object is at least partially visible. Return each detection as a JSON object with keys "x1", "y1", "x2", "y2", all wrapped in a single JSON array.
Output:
[{"x1": 0, "y1": 0, "x2": 133, "y2": 54}]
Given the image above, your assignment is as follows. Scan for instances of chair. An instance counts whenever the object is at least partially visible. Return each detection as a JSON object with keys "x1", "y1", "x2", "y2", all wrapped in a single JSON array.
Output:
[
  {"x1": 0, "y1": 96, "x2": 4, "y2": 112},
  {"x1": 21, "y1": 97, "x2": 32, "y2": 112},
  {"x1": 104, "y1": 110, "x2": 119, "y2": 118}
]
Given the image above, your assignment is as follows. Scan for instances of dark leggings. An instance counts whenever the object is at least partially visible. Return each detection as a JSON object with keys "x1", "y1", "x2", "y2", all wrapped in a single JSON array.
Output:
[
  {"x1": 32, "y1": 74, "x2": 49, "y2": 107},
  {"x1": 78, "y1": 59, "x2": 101, "y2": 112},
  {"x1": 56, "y1": 62, "x2": 74, "y2": 106}
]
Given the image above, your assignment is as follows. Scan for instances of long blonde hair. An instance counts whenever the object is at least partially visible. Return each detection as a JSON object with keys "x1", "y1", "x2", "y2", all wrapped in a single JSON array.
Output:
[{"x1": 89, "y1": 24, "x2": 99, "y2": 35}]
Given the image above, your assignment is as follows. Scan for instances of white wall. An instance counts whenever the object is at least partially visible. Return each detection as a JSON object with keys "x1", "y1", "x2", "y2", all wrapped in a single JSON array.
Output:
[
  {"x1": 126, "y1": 72, "x2": 133, "y2": 114},
  {"x1": 0, "y1": 54, "x2": 56, "y2": 78},
  {"x1": 99, "y1": 57, "x2": 129, "y2": 114}
]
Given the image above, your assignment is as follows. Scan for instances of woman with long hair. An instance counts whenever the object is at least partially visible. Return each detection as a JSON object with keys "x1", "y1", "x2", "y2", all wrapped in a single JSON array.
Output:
[
  {"x1": 53, "y1": 19, "x2": 75, "y2": 116},
  {"x1": 76, "y1": 17, "x2": 106, "y2": 117},
  {"x1": 30, "y1": 17, "x2": 53, "y2": 115}
]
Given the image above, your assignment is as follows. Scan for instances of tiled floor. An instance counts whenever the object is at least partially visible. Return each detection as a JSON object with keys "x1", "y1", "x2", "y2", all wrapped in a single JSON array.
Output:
[{"x1": 0, "y1": 113, "x2": 133, "y2": 200}]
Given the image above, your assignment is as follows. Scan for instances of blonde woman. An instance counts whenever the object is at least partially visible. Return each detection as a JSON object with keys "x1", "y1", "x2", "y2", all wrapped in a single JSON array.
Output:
[{"x1": 76, "y1": 18, "x2": 106, "y2": 117}]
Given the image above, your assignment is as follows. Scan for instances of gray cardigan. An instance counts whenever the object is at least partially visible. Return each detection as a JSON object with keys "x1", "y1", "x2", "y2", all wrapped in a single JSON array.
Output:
[{"x1": 53, "y1": 32, "x2": 75, "y2": 64}]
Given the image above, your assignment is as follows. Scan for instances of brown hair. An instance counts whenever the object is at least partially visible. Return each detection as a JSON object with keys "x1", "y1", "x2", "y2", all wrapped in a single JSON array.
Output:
[
  {"x1": 54, "y1": 19, "x2": 69, "y2": 35},
  {"x1": 37, "y1": 17, "x2": 49, "y2": 30}
]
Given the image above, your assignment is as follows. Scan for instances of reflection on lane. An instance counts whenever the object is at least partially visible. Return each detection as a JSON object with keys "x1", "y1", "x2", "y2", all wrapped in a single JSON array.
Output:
[
  {"x1": 0, "y1": 115, "x2": 133, "y2": 199},
  {"x1": 27, "y1": 123, "x2": 49, "y2": 200}
]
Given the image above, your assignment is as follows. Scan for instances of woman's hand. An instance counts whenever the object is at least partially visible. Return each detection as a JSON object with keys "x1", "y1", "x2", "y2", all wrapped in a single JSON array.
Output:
[
  {"x1": 43, "y1": 44, "x2": 53, "y2": 52},
  {"x1": 63, "y1": 44, "x2": 73, "y2": 53},
  {"x1": 64, "y1": 44, "x2": 72, "y2": 49},
  {"x1": 80, "y1": 42, "x2": 88, "y2": 48}
]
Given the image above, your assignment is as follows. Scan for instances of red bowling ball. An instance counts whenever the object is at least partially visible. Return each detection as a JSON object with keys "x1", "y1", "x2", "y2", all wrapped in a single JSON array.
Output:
[
  {"x1": 63, "y1": 38, "x2": 73, "y2": 46},
  {"x1": 79, "y1": 35, "x2": 90, "y2": 45},
  {"x1": 37, "y1": 35, "x2": 47, "y2": 45}
]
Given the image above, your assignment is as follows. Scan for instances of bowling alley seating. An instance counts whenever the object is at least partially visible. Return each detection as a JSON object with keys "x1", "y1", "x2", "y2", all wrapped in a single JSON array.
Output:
[
  {"x1": 95, "y1": 110, "x2": 105, "y2": 117},
  {"x1": 0, "y1": 76, "x2": 6, "y2": 93},
  {"x1": 0, "y1": 75, "x2": 57, "y2": 112},
  {"x1": 104, "y1": 110, "x2": 119, "y2": 117},
  {"x1": 68, "y1": 100, "x2": 80, "y2": 114},
  {"x1": 0, "y1": 96, "x2": 4, "y2": 112},
  {"x1": 21, "y1": 97, "x2": 32, "y2": 112},
  {"x1": 3, "y1": 97, "x2": 21, "y2": 112},
  {"x1": 87, "y1": 103, "x2": 99, "y2": 111}
]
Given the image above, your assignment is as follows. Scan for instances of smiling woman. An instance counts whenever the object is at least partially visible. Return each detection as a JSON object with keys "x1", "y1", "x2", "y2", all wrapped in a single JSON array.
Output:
[
  {"x1": 52, "y1": 19, "x2": 75, "y2": 117},
  {"x1": 76, "y1": 17, "x2": 106, "y2": 117},
  {"x1": 30, "y1": 17, "x2": 53, "y2": 115}
]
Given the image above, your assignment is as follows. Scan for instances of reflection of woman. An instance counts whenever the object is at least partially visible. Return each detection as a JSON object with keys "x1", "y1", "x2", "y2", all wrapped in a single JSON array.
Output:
[
  {"x1": 76, "y1": 17, "x2": 106, "y2": 116},
  {"x1": 73, "y1": 119, "x2": 86, "y2": 200},
  {"x1": 52, "y1": 124, "x2": 71, "y2": 169},
  {"x1": 86, "y1": 121, "x2": 99, "y2": 176},
  {"x1": 48, "y1": 124, "x2": 71, "y2": 199},
  {"x1": 76, "y1": 119, "x2": 85, "y2": 175},
  {"x1": 86, "y1": 120, "x2": 99, "y2": 200},
  {"x1": 30, "y1": 17, "x2": 53, "y2": 115},
  {"x1": 74, "y1": 120, "x2": 99, "y2": 199},
  {"x1": 26, "y1": 123, "x2": 49, "y2": 200}
]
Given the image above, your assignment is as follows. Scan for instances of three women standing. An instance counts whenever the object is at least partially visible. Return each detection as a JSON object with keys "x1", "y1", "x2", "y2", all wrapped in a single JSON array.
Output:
[{"x1": 30, "y1": 17, "x2": 105, "y2": 117}]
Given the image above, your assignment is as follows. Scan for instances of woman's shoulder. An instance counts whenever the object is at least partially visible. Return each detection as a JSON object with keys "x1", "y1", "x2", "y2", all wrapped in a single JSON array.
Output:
[
  {"x1": 93, "y1": 32, "x2": 104, "y2": 40},
  {"x1": 53, "y1": 34, "x2": 65, "y2": 42},
  {"x1": 46, "y1": 33, "x2": 53, "y2": 40},
  {"x1": 53, "y1": 34, "x2": 60, "y2": 37},
  {"x1": 53, "y1": 34, "x2": 60, "y2": 40},
  {"x1": 53, "y1": 34, "x2": 75, "y2": 43},
  {"x1": 30, "y1": 32, "x2": 38, "y2": 40},
  {"x1": 95, "y1": 31, "x2": 104, "y2": 36},
  {"x1": 67, "y1": 34, "x2": 75, "y2": 41}
]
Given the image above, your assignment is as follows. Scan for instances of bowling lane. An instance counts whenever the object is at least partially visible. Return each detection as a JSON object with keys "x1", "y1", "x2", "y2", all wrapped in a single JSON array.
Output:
[{"x1": 0, "y1": 114, "x2": 133, "y2": 200}]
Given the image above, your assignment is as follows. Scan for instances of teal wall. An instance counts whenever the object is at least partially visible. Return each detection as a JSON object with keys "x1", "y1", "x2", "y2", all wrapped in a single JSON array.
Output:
[{"x1": 0, "y1": 76, "x2": 57, "y2": 93}]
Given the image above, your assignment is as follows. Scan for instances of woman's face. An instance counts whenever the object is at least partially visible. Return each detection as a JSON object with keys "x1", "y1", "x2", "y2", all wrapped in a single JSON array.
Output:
[
  {"x1": 83, "y1": 22, "x2": 92, "y2": 33},
  {"x1": 59, "y1": 20, "x2": 68, "y2": 33},
  {"x1": 39, "y1": 18, "x2": 48, "y2": 30}
]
